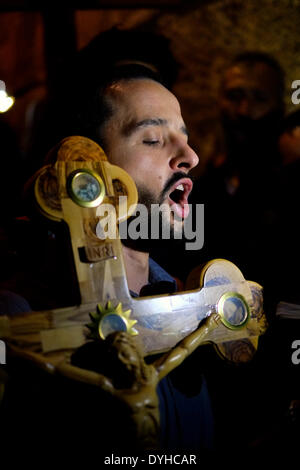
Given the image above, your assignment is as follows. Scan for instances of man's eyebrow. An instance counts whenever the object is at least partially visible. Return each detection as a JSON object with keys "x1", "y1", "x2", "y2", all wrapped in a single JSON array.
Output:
[{"x1": 124, "y1": 118, "x2": 188, "y2": 137}]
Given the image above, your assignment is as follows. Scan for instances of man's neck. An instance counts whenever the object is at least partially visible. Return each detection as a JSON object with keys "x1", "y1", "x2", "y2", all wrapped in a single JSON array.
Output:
[{"x1": 122, "y1": 244, "x2": 149, "y2": 295}]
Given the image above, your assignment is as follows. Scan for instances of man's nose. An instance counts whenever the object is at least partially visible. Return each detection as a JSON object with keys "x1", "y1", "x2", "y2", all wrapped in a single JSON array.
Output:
[
  {"x1": 237, "y1": 98, "x2": 252, "y2": 117},
  {"x1": 169, "y1": 142, "x2": 199, "y2": 172}
]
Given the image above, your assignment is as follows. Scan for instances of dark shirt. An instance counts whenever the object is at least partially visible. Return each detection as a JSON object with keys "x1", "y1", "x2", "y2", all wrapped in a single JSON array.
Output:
[
  {"x1": 131, "y1": 257, "x2": 177, "y2": 298},
  {"x1": 0, "y1": 290, "x2": 31, "y2": 315},
  {"x1": 142, "y1": 258, "x2": 214, "y2": 452},
  {"x1": 148, "y1": 257, "x2": 177, "y2": 286}
]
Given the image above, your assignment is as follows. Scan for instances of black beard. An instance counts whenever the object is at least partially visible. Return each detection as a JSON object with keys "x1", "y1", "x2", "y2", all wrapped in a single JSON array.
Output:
[
  {"x1": 222, "y1": 109, "x2": 283, "y2": 146},
  {"x1": 119, "y1": 172, "x2": 191, "y2": 252},
  {"x1": 221, "y1": 109, "x2": 284, "y2": 171}
]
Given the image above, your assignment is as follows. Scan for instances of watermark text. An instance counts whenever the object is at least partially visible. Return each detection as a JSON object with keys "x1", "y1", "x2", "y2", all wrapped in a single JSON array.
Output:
[
  {"x1": 95, "y1": 197, "x2": 204, "y2": 251},
  {"x1": 0, "y1": 340, "x2": 6, "y2": 365},
  {"x1": 291, "y1": 339, "x2": 300, "y2": 365}
]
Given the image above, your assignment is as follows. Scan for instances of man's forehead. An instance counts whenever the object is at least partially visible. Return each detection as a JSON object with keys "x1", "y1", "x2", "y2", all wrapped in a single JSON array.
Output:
[
  {"x1": 108, "y1": 79, "x2": 179, "y2": 107},
  {"x1": 106, "y1": 79, "x2": 185, "y2": 128},
  {"x1": 224, "y1": 63, "x2": 278, "y2": 90}
]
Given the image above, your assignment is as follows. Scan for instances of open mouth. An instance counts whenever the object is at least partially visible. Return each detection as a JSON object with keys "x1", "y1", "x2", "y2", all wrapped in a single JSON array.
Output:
[{"x1": 167, "y1": 177, "x2": 193, "y2": 219}]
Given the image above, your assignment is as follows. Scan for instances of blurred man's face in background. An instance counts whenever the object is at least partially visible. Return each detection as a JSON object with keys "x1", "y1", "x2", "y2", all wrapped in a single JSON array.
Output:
[
  {"x1": 219, "y1": 61, "x2": 283, "y2": 144},
  {"x1": 220, "y1": 62, "x2": 280, "y2": 121}
]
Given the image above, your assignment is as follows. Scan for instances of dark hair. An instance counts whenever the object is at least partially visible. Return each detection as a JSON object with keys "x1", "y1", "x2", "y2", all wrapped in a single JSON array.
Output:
[
  {"x1": 51, "y1": 62, "x2": 163, "y2": 151},
  {"x1": 52, "y1": 28, "x2": 178, "y2": 146},
  {"x1": 29, "y1": 29, "x2": 176, "y2": 175},
  {"x1": 71, "y1": 63, "x2": 164, "y2": 149},
  {"x1": 230, "y1": 51, "x2": 285, "y2": 102},
  {"x1": 74, "y1": 27, "x2": 178, "y2": 89}
]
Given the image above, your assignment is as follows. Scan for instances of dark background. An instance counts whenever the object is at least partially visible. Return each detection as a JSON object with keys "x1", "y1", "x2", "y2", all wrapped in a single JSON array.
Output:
[{"x1": 1, "y1": 0, "x2": 300, "y2": 178}]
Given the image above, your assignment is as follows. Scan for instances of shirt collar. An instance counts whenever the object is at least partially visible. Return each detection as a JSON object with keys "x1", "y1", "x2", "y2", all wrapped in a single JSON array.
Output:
[
  {"x1": 130, "y1": 257, "x2": 177, "y2": 297},
  {"x1": 148, "y1": 258, "x2": 177, "y2": 286}
]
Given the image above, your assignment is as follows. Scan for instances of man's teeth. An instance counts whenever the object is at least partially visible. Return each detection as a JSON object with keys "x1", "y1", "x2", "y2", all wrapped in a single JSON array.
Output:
[{"x1": 169, "y1": 183, "x2": 186, "y2": 204}]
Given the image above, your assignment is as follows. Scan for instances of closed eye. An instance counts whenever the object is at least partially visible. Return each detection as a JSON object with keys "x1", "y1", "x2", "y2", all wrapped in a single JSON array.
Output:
[{"x1": 143, "y1": 140, "x2": 160, "y2": 146}]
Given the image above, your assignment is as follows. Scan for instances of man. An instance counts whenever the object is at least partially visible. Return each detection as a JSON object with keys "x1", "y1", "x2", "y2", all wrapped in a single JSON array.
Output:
[
  {"x1": 220, "y1": 51, "x2": 284, "y2": 157},
  {"x1": 218, "y1": 52, "x2": 285, "y2": 277},
  {"x1": 0, "y1": 65, "x2": 213, "y2": 459},
  {"x1": 59, "y1": 64, "x2": 213, "y2": 453},
  {"x1": 185, "y1": 52, "x2": 288, "y2": 454},
  {"x1": 97, "y1": 77, "x2": 198, "y2": 294},
  {"x1": 190, "y1": 52, "x2": 285, "y2": 278},
  {"x1": 220, "y1": 51, "x2": 284, "y2": 132},
  {"x1": 217, "y1": 51, "x2": 284, "y2": 204}
]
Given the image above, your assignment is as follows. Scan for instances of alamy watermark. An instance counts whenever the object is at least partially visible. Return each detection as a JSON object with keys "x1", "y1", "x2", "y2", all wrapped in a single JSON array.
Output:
[
  {"x1": 95, "y1": 197, "x2": 204, "y2": 251},
  {"x1": 0, "y1": 340, "x2": 6, "y2": 365},
  {"x1": 291, "y1": 80, "x2": 300, "y2": 104},
  {"x1": 291, "y1": 340, "x2": 300, "y2": 365}
]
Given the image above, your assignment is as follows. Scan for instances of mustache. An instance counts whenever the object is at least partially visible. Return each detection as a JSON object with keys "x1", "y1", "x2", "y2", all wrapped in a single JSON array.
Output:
[{"x1": 159, "y1": 172, "x2": 194, "y2": 202}]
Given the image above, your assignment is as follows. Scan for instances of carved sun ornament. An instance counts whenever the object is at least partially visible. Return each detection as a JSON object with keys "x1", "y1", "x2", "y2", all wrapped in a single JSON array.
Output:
[{"x1": 87, "y1": 301, "x2": 138, "y2": 340}]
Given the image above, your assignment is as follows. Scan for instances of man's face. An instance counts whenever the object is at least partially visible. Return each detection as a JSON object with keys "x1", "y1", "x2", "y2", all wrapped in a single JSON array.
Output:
[
  {"x1": 220, "y1": 62, "x2": 281, "y2": 122},
  {"x1": 102, "y1": 79, "x2": 199, "y2": 236}
]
